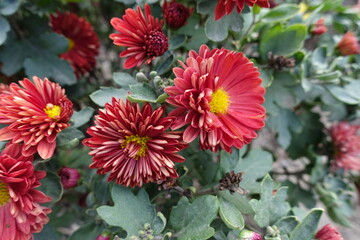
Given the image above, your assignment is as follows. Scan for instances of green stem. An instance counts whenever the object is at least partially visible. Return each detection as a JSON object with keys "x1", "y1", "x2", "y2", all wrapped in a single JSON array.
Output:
[{"x1": 238, "y1": 10, "x2": 257, "y2": 51}]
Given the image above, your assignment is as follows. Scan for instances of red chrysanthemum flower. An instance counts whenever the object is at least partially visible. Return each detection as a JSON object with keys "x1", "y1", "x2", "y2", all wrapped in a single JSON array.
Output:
[
  {"x1": 165, "y1": 45, "x2": 266, "y2": 153},
  {"x1": 337, "y1": 32, "x2": 360, "y2": 56},
  {"x1": 162, "y1": 0, "x2": 193, "y2": 29},
  {"x1": 59, "y1": 167, "x2": 80, "y2": 189},
  {"x1": 311, "y1": 18, "x2": 328, "y2": 35},
  {"x1": 50, "y1": 12, "x2": 100, "y2": 78},
  {"x1": 268, "y1": 0, "x2": 278, "y2": 8},
  {"x1": 330, "y1": 121, "x2": 360, "y2": 170},
  {"x1": 0, "y1": 153, "x2": 51, "y2": 240},
  {"x1": 83, "y1": 99, "x2": 188, "y2": 187},
  {"x1": 215, "y1": 0, "x2": 270, "y2": 20},
  {"x1": 0, "y1": 76, "x2": 74, "y2": 159},
  {"x1": 315, "y1": 224, "x2": 344, "y2": 240},
  {"x1": 110, "y1": 4, "x2": 169, "y2": 69}
]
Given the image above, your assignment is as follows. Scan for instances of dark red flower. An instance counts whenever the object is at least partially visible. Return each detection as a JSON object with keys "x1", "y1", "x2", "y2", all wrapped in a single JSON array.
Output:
[
  {"x1": 330, "y1": 121, "x2": 360, "y2": 170},
  {"x1": 162, "y1": 0, "x2": 193, "y2": 29},
  {"x1": 50, "y1": 12, "x2": 100, "y2": 78},
  {"x1": 165, "y1": 45, "x2": 266, "y2": 153},
  {"x1": 59, "y1": 167, "x2": 80, "y2": 189},
  {"x1": 311, "y1": 18, "x2": 328, "y2": 35},
  {"x1": 96, "y1": 234, "x2": 111, "y2": 240},
  {"x1": 83, "y1": 99, "x2": 188, "y2": 187},
  {"x1": 0, "y1": 153, "x2": 51, "y2": 240},
  {"x1": 215, "y1": 0, "x2": 270, "y2": 20},
  {"x1": 0, "y1": 76, "x2": 73, "y2": 159},
  {"x1": 337, "y1": 32, "x2": 360, "y2": 56},
  {"x1": 315, "y1": 224, "x2": 344, "y2": 240},
  {"x1": 110, "y1": 4, "x2": 168, "y2": 69},
  {"x1": 268, "y1": 0, "x2": 278, "y2": 8}
]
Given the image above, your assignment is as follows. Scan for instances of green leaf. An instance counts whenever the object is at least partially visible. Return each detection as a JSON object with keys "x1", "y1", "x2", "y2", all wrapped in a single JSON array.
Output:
[
  {"x1": 177, "y1": 14, "x2": 208, "y2": 50},
  {"x1": 169, "y1": 34, "x2": 187, "y2": 50},
  {"x1": 262, "y1": 4, "x2": 299, "y2": 23},
  {"x1": 169, "y1": 196, "x2": 219, "y2": 240},
  {"x1": 97, "y1": 185, "x2": 157, "y2": 237},
  {"x1": 0, "y1": 0, "x2": 20, "y2": 16},
  {"x1": 128, "y1": 83, "x2": 157, "y2": 103},
  {"x1": 260, "y1": 24, "x2": 307, "y2": 59},
  {"x1": 289, "y1": 209, "x2": 323, "y2": 240},
  {"x1": 34, "y1": 224, "x2": 61, "y2": 240},
  {"x1": 283, "y1": 181, "x2": 316, "y2": 209},
  {"x1": 249, "y1": 175, "x2": 290, "y2": 227},
  {"x1": 267, "y1": 108, "x2": 302, "y2": 148},
  {"x1": 218, "y1": 197, "x2": 245, "y2": 230},
  {"x1": 218, "y1": 190, "x2": 254, "y2": 215},
  {"x1": 152, "y1": 212, "x2": 167, "y2": 234},
  {"x1": 156, "y1": 53, "x2": 175, "y2": 75},
  {"x1": 326, "y1": 82, "x2": 360, "y2": 105},
  {"x1": 113, "y1": 72, "x2": 136, "y2": 89},
  {"x1": 219, "y1": 146, "x2": 247, "y2": 174},
  {"x1": 69, "y1": 222, "x2": 104, "y2": 240},
  {"x1": 90, "y1": 87, "x2": 128, "y2": 107},
  {"x1": 57, "y1": 127, "x2": 84, "y2": 148},
  {"x1": 38, "y1": 172, "x2": 63, "y2": 204},
  {"x1": 311, "y1": 47, "x2": 328, "y2": 71},
  {"x1": 275, "y1": 216, "x2": 299, "y2": 236},
  {"x1": 0, "y1": 16, "x2": 10, "y2": 45},
  {"x1": 205, "y1": 11, "x2": 244, "y2": 42},
  {"x1": 234, "y1": 149, "x2": 273, "y2": 193},
  {"x1": 114, "y1": 0, "x2": 136, "y2": 4},
  {"x1": 71, "y1": 107, "x2": 94, "y2": 128}
]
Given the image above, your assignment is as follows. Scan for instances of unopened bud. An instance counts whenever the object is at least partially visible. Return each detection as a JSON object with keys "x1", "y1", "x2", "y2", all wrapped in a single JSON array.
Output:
[{"x1": 238, "y1": 229, "x2": 262, "y2": 240}]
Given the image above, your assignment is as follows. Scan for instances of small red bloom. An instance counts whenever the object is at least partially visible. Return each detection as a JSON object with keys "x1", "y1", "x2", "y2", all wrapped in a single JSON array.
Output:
[
  {"x1": 162, "y1": 0, "x2": 193, "y2": 29},
  {"x1": 268, "y1": 0, "x2": 278, "y2": 8},
  {"x1": 330, "y1": 121, "x2": 360, "y2": 170},
  {"x1": 337, "y1": 32, "x2": 360, "y2": 56},
  {"x1": 311, "y1": 18, "x2": 328, "y2": 35},
  {"x1": 110, "y1": 4, "x2": 168, "y2": 69},
  {"x1": 165, "y1": 45, "x2": 266, "y2": 153},
  {"x1": 83, "y1": 99, "x2": 188, "y2": 187},
  {"x1": 0, "y1": 153, "x2": 51, "y2": 240},
  {"x1": 50, "y1": 12, "x2": 100, "y2": 78},
  {"x1": 315, "y1": 224, "x2": 344, "y2": 240},
  {"x1": 59, "y1": 167, "x2": 80, "y2": 189},
  {"x1": 0, "y1": 76, "x2": 74, "y2": 159},
  {"x1": 96, "y1": 234, "x2": 111, "y2": 240},
  {"x1": 215, "y1": 0, "x2": 270, "y2": 20},
  {"x1": 238, "y1": 229, "x2": 262, "y2": 240}
]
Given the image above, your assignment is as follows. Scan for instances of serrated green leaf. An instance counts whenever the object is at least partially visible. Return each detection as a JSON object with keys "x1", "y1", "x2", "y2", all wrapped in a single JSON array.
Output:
[
  {"x1": 90, "y1": 87, "x2": 128, "y2": 107},
  {"x1": 218, "y1": 197, "x2": 245, "y2": 230},
  {"x1": 234, "y1": 149, "x2": 273, "y2": 193},
  {"x1": 249, "y1": 175, "x2": 290, "y2": 227},
  {"x1": 260, "y1": 24, "x2": 307, "y2": 59},
  {"x1": 289, "y1": 209, "x2": 323, "y2": 240},
  {"x1": 38, "y1": 172, "x2": 63, "y2": 204},
  {"x1": 262, "y1": 4, "x2": 299, "y2": 23},
  {"x1": 169, "y1": 196, "x2": 219, "y2": 240},
  {"x1": 97, "y1": 185, "x2": 157, "y2": 237},
  {"x1": 113, "y1": 72, "x2": 136, "y2": 89},
  {"x1": 128, "y1": 83, "x2": 157, "y2": 103},
  {"x1": 275, "y1": 216, "x2": 299, "y2": 236},
  {"x1": 218, "y1": 190, "x2": 254, "y2": 215},
  {"x1": 71, "y1": 107, "x2": 94, "y2": 128}
]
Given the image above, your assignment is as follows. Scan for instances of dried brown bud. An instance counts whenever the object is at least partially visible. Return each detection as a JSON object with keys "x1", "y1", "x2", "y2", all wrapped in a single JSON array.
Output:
[
  {"x1": 267, "y1": 52, "x2": 295, "y2": 71},
  {"x1": 219, "y1": 171, "x2": 249, "y2": 195},
  {"x1": 157, "y1": 178, "x2": 177, "y2": 191}
]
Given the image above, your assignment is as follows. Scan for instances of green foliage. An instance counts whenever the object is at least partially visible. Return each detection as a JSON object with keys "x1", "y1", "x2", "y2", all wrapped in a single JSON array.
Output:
[
  {"x1": 289, "y1": 209, "x2": 323, "y2": 240},
  {"x1": 218, "y1": 197, "x2": 245, "y2": 230},
  {"x1": 71, "y1": 107, "x2": 95, "y2": 128},
  {"x1": 38, "y1": 171, "x2": 63, "y2": 204},
  {"x1": 261, "y1": 4, "x2": 300, "y2": 23},
  {"x1": 90, "y1": 87, "x2": 128, "y2": 107},
  {"x1": 169, "y1": 196, "x2": 219, "y2": 240},
  {"x1": 97, "y1": 185, "x2": 160, "y2": 237},
  {"x1": 0, "y1": 16, "x2": 10, "y2": 45},
  {"x1": 250, "y1": 175, "x2": 290, "y2": 227}
]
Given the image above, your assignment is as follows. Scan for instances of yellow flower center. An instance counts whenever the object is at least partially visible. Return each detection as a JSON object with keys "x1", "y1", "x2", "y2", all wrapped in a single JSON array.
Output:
[
  {"x1": 209, "y1": 88, "x2": 230, "y2": 114},
  {"x1": 44, "y1": 104, "x2": 61, "y2": 119},
  {"x1": 68, "y1": 38, "x2": 75, "y2": 51},
  {"x1": 0, "y1": 181, "x2": 10, "y2": 206},
  {"x1": 121, "y1": 135, "x2": 151, "y2": 159}
]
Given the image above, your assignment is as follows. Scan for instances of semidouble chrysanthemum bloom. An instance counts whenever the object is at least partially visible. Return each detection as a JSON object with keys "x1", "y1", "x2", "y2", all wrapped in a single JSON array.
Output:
[
  {"x1": 83, "y1": 99, "x2": 187, "y2": 187},
  {"x1": 215, "y1": 0, "x2": 270, "y2": 20},
  {"x1": 50, "y1": 12, "x2": 100, "y2": 78},
  {"x1": 110, "y1": 4, "x2": 168, "y2": 69},
  {"x1": 315, "y1": 224, "x2": 344, "y2": 240},
  {"x1": 162, "y1": 0, "x2": 193, "y2": 29},
  {"x1": 337, "y1": 32, "x2": 360, "y2": 56},
  {"x1": 165, "y1": 45, "x2": 266, "y2": 153},
  {"x1": 0, "y1": 76, "x2": 73, "y2": 159},
  {"x1": 0, "y1": 152, "x2": 51, "y2": 240},
  {"x1": 330, "y1": 122, "x2": 360, "y2": 170}
]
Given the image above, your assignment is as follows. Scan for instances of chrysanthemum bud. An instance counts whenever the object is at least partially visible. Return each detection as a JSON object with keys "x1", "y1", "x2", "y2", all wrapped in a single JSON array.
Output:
[
  {"x1": 337, "y1": 32, "x2": 360, "y2": 56},
  {"x1": 311, "y1": 18, "x2": 328, "y2": 35},
  {"x1": 315, "y1": 224, "x2": 344, "y2": 240},
  {"x1": 96, "y1": 234, "x2": 111, "y2": 240},
  {"x1": 238, "y1": 229, "x2": 262, "y2": 240},
  {"x1": 162, "y1": 0, "x2": 192, "y2": 29},
  {"x1": 59, "y1": 167, "x2": 80, "y2": 189}
]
